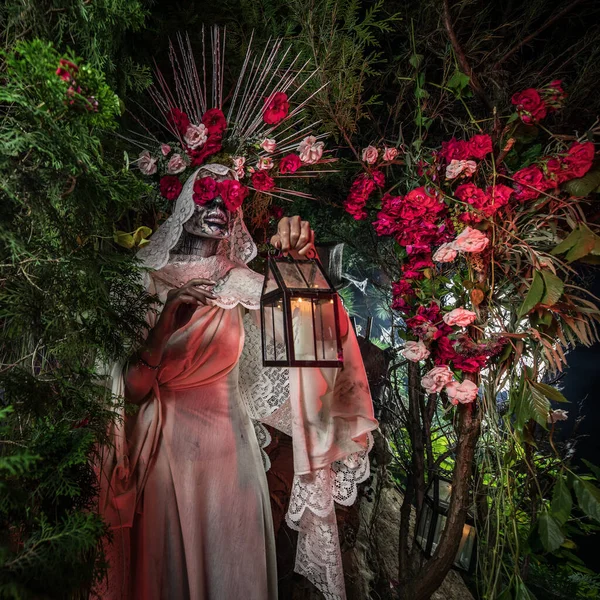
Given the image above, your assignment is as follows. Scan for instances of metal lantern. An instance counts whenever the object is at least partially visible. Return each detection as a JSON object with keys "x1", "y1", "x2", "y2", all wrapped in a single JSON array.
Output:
[
  {"x1": 415, "y1": 476, "x2": 477, "y2": 572},
  {"x1": 260, "y1": 254, "x2": 344, "y2": 368}
]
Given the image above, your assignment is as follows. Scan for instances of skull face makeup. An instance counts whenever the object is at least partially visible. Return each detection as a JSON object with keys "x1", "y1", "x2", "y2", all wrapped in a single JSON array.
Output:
[{"x1": 182, "y1": 167, "x2": 234, "y2": 240}]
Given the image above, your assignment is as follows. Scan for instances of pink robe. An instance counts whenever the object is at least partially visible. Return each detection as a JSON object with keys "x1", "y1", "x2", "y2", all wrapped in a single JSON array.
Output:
[{"x1": 98, "y1": 260, "x2": 378, "y2": 600}]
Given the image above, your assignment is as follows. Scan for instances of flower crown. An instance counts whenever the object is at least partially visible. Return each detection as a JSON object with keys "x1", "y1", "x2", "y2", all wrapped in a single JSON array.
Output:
[{"x1": 132, "y1": 29, "x2": 334, "y2": 212}]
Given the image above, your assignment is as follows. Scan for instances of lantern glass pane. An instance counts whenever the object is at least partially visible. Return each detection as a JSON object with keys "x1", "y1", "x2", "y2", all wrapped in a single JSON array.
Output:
[
  {"x1": 415, "y1": 503, "x2": 433, "y2": 550},
  {"x1": 454, "y1": 524, "x2": 476, "y2": 570},
  {"x1": 262, "y1": 301, "x2": 286, "y2": 362},
  {"x1": 427, "y1": 479, "x2": 452, "y2": 510},
  {"x1": 431, "y1": 513, "x2": 446, "y2": 553},
  {"x1": 297, "y1": 261, "x2": 331, "y2": 290},
  {"x1": 277, "y1": 262, "x2": 309, "y2": 290},
  {"x1": 264, "y1": 265, "x2": 280, "y2": 294},
  {"x1": 291, "y1": 297, "x2": 316, "y2": 361},
  {"x1": 314, "y1": 298, "x2": 339, "y2": 360}
]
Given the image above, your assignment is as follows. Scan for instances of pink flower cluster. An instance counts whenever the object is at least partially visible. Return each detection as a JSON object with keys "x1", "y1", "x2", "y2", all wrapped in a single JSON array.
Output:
[
  {"x1": 511, "y1": 80, "x2": 567, "y2": 125},
  {"x1": 56, "y1": 58, "x2": 99, "y2": 112}
]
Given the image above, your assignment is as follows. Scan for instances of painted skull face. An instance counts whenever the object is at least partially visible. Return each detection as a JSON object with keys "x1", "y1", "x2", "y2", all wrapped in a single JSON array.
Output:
[{"x1": 183, "y1": 168, "x2": 234, "y2": 239}]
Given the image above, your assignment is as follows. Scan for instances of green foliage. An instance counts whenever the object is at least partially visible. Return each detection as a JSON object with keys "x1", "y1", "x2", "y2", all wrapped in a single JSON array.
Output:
[{"x1": 0, "y1": 39, "x2": 150, "y2": 598}]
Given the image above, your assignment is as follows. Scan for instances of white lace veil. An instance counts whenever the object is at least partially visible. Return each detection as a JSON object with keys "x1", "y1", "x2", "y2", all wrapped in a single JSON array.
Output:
[{"x1": 135, "y1": 164, "x2": 257, "y2": 273}]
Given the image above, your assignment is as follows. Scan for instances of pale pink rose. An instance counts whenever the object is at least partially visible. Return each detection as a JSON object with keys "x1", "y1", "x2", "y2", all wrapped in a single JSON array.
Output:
[
  {"x1": 257, "y1": 157, "x2": 274, "y2": 171},
  {"x1": 453, "y1": 227, "x2": 489, "y2": 253},
  {"x1": 166, "y1": 153, "x2": 187, "y2": 174},
  {"x1": 260, "y1": 138, "x2": 277, "y2": 153},
  {"x1": 161, "y1": 144, "x2": 172, "y2": 156},
  {"x1": 421, "y1": 366, "x2": 454, "y2": 394},
  {"x1": 362, "y1": 145, "x2": 379, "y2": 165},
  {"x1": 446, "y1": 379, "x2": 479, "y2": 405},
  {"x1": 298, "y1": 136, "x2": 325, "y2": 164},
  {"x1": 433, "y1": 243, "x2": 458, "y2": 263},
  {"x1": 383, "y1": 146, "x2": 399, "y2": 162},
  {"x1": 138, "y1": 150, "x2": 157, "y2": 175},
  {"x1": 548, "y1": 409, "x2": 568, "y2": 423},
  {"x1": 446, "y1": 159, "x2": 477, "y2": 180},
  {"x1": 400, "y1": 340, "x2": 431, "y2": 362},
  {"x1": 232, "y1": 156, "x2": 246, "y2": 178},
  {"x1": 184, "y1": 123, "x2": 208, "y2": 149},
  {"x1": 443, "y1": 308, "x2": 477, "y2": 327}
]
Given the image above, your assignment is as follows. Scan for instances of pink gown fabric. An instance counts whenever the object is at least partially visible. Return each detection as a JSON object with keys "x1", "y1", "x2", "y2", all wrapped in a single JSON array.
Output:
[{"x1": 98, "y1": 261, "x2": 378, "y2": 600}]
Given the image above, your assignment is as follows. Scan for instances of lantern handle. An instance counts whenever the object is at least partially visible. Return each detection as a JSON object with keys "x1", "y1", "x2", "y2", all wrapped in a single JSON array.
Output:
[{"x1": 266, "y1": 244, "x2": 318, "y2": 260}]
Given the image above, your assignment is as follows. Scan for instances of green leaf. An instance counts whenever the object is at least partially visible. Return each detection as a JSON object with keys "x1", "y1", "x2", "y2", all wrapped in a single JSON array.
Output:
[
  {"x1": 447, "y1": 70, "x2": 470, "y2": 93},
  {"x1": 132, "y1": 225, "x2": 152, "y2": 245},
  {"x1": 409, "y1": 53, "x2": 424, "y2": 69},
  {"x1": 518, "y1": 270, "x2": 544, "y2": 317},
  {"x1": 113, "y1": 230, "x2": 135, "y2": 249},
  {"x1": 531, "y1": 381, "x2": 568, "y2": 403},
  {"x1": 562, "y1": 169, "x2": 600, "y2": 197},
  {"x1": 573, "y1": 478, "x2": 600, "y2": 522},
  {"x1": 566, "y1": 223, "x2": 597, "y2": 262},
  {"x1": 582, "y1": 459, "x2": 600, "y2": 481},
  {"x1": 538, "y1": 510, "x2": 565, "y2": 552},
  {"x1": 514, "y1": 579, "x2": 537, "y2": 600},
  {"x1": 551, "y1": 227, "x2": 581, "y2": 256},
  {"x1": 551, "y1": 476, "x2": 573, "y2": 525},
  {"x1": 540, "y1": 270, "x2": 564, "y2": 306},
  {"x1": 528, "y1": 383, "x2": 550, "y2": 427}
]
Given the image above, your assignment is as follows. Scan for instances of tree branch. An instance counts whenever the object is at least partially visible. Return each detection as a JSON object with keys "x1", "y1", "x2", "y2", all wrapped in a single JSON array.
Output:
[{"x1": 441, "y1": 0, "x2": 493, "y2": 111}]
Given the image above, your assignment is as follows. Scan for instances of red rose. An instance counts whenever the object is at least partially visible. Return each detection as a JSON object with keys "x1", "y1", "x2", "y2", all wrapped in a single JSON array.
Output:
[
  {"x1": 511, "y1": 88, "x2": 547, "y2": 124},
  {"x1": 251, "y1": 170, "x2": 276, "y2": 192},
  {"x1": 159, "y1": 175, "x2": 183, "y2": 200},
  {"x1": 188, "y1": 134, "x2": 223, "y2": 167},
  {"x1": 468, "y1": 134, "x2": 493, "y2": 160},
  {"x1": 193, "y1": 176, "x2": 219, "y2": 204},
  {"x1": 372, "y1": 211, "x2": 399, "y2": 236},
  {"x1": 270, "y1": 205, "x2": 284, "y2": 220},
  {"x1": 201, "y1": 108, "x2": 228, "y2": 135},
  {"x1": 440, "y1": 138, "x2": 470, "y2": 162},
  {"x1": 434, "y1": 336, "x2": 459, "y2": 364},
  {"x1": 263, "y1": 92, "x2": 290, "y2": 125},
  {"x1": 405, "y1": 187, "x2": 445, "y2": 216},
  {"x1": 562, "y1": 141, "x2": 595, "y2": 180},
  {"x1": 167, "y1": 108, "x2": 191, "y2": 137},
  {"x1": 453, "y1": 354, "x2": 487, "y2": 373},
  {"x1": 513, "y1": 165, "x2": 548, "y2": 201},
  {"x1": 391, "y1": 296, "x2": 411, "y2": 313},
  {"x1": 372, "y1": 170, "x2": 385, "y2": 187},
  {"x1": 392, "y1": 280, "x2": 414, "y2": 298},
  {"x1": 279, "y1": 153, "x2": 302, "y2": 174},
  {"x1": 455, "y1": 183, "x2": 489, "y2": 211},
  {"x1": 485, "y1": 184, "x2": 513, "y2": 214},
  {"x1": 542, "y1": 80, "x2": 567, "y2": 111},
  {"x1": 218, "y1": 180, "x2": 249, "y2": 212}
]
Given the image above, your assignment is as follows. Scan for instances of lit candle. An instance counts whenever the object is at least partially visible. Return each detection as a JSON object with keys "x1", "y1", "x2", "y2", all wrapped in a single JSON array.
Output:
[{"x1": 292, "y1": 298, "x2": 314, "y2": 360}]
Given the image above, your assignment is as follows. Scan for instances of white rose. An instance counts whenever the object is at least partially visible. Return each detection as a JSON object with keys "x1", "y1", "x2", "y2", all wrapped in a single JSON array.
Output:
[
  {"x1": 445, "y1": 159, "x2": 477, "y2": 180},
  {"x1": 167, "y1": 153, "x2": 187, "y2": 174},
  {"x1": 184, "y1": 124, "x2": 208, "y2": 149},
  {"x1": 138, "y1": 151, "x2": 157, "y2": 175},
  {"x1": 400, "y1": 340, "x2": 431, "y2": 362},
  {"x1": 446, "y1": 379, "x2": 479, "y2": 405},
  {"x1": 232, "y1": 156, "x2": 246, "y2": 178},
  {"x1": 362, "y1": 145, "x2": 379, "y2": 165},
  {"x1": 298, "y1": 136, "x2": 324, "y2": 164}
]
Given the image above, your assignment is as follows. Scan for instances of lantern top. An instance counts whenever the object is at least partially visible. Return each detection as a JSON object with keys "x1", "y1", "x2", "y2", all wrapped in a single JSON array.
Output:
[{"x1": 265, "y1": 255, "x2": 336, "y2": 294}]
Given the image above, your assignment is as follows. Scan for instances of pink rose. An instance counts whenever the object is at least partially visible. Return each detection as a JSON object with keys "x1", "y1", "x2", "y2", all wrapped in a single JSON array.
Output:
[
  {"x1": 446, "y1": 159, "x2": 477, "y2": 180},
  {"x1": 421, "y1": 366, "x2": 454, "y2": 394},
  {"x1": 257, "y1": 157, "x2": 274, "y2": 170},
  {"x1": 443, "y1": 308, "x2": 477, "y2": 327},
  {"x1": 433, "y1": 243, "x2": 458, "y2": 263},
  {"x1": 161, "y1": 144, "x2": 172, "y2": 156},
  {"x1": 362, "y1": 145, "x2": 379, "y2": 164},
  {"x1": 453, "y1": 227, "x2": 489, "y2": 253},
  {"x1": 167, "y1": 153, "x2": 187, "y2": 174},
  {"x1": 232, "y1": 156, "x2": 246, "y2": 178},
  {"x1": 445, "y1": 379, "x2": 479, "y2": 405},
  {"x1": 184, "y1": 124, "x2": 208, "y2": 149},
  {"x1": 383, "y1": 146, "x2": 399, "y2": 161},
  {"x1": 400, "y1": 340, "x2": 431, "y2": 362},
  {"x1": 138, "y1": 151, "x2": 157, "y2": 175},
  {"x1": 298, "y1": 136, "x2": 324, "y2": 164},
  {"x1": 261, "y1": 138, "x2": 277, "y2": 153}
]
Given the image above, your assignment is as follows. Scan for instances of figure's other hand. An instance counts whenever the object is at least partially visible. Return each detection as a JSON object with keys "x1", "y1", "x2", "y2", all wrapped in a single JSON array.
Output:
[
  {"x1": 156, "y1": 278, "x2": 217, "y2": 339},
  {"x1": 270, "y1": 216, "x2": 315, "y2": 258}
]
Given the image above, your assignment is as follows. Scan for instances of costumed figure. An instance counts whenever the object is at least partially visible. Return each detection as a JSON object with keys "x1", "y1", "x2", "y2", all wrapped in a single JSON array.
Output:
[{"x1": 98, "y1": 28, "x2": 378, "y2": 600}]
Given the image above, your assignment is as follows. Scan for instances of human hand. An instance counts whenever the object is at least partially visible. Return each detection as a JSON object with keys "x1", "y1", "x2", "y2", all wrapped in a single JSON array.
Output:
[
  {"x1": 270, "y1": 216, "x2": 315, "y2": 258},
  {"x1": 156, "y1": 278, "x2": 217, "y2": 338}
]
